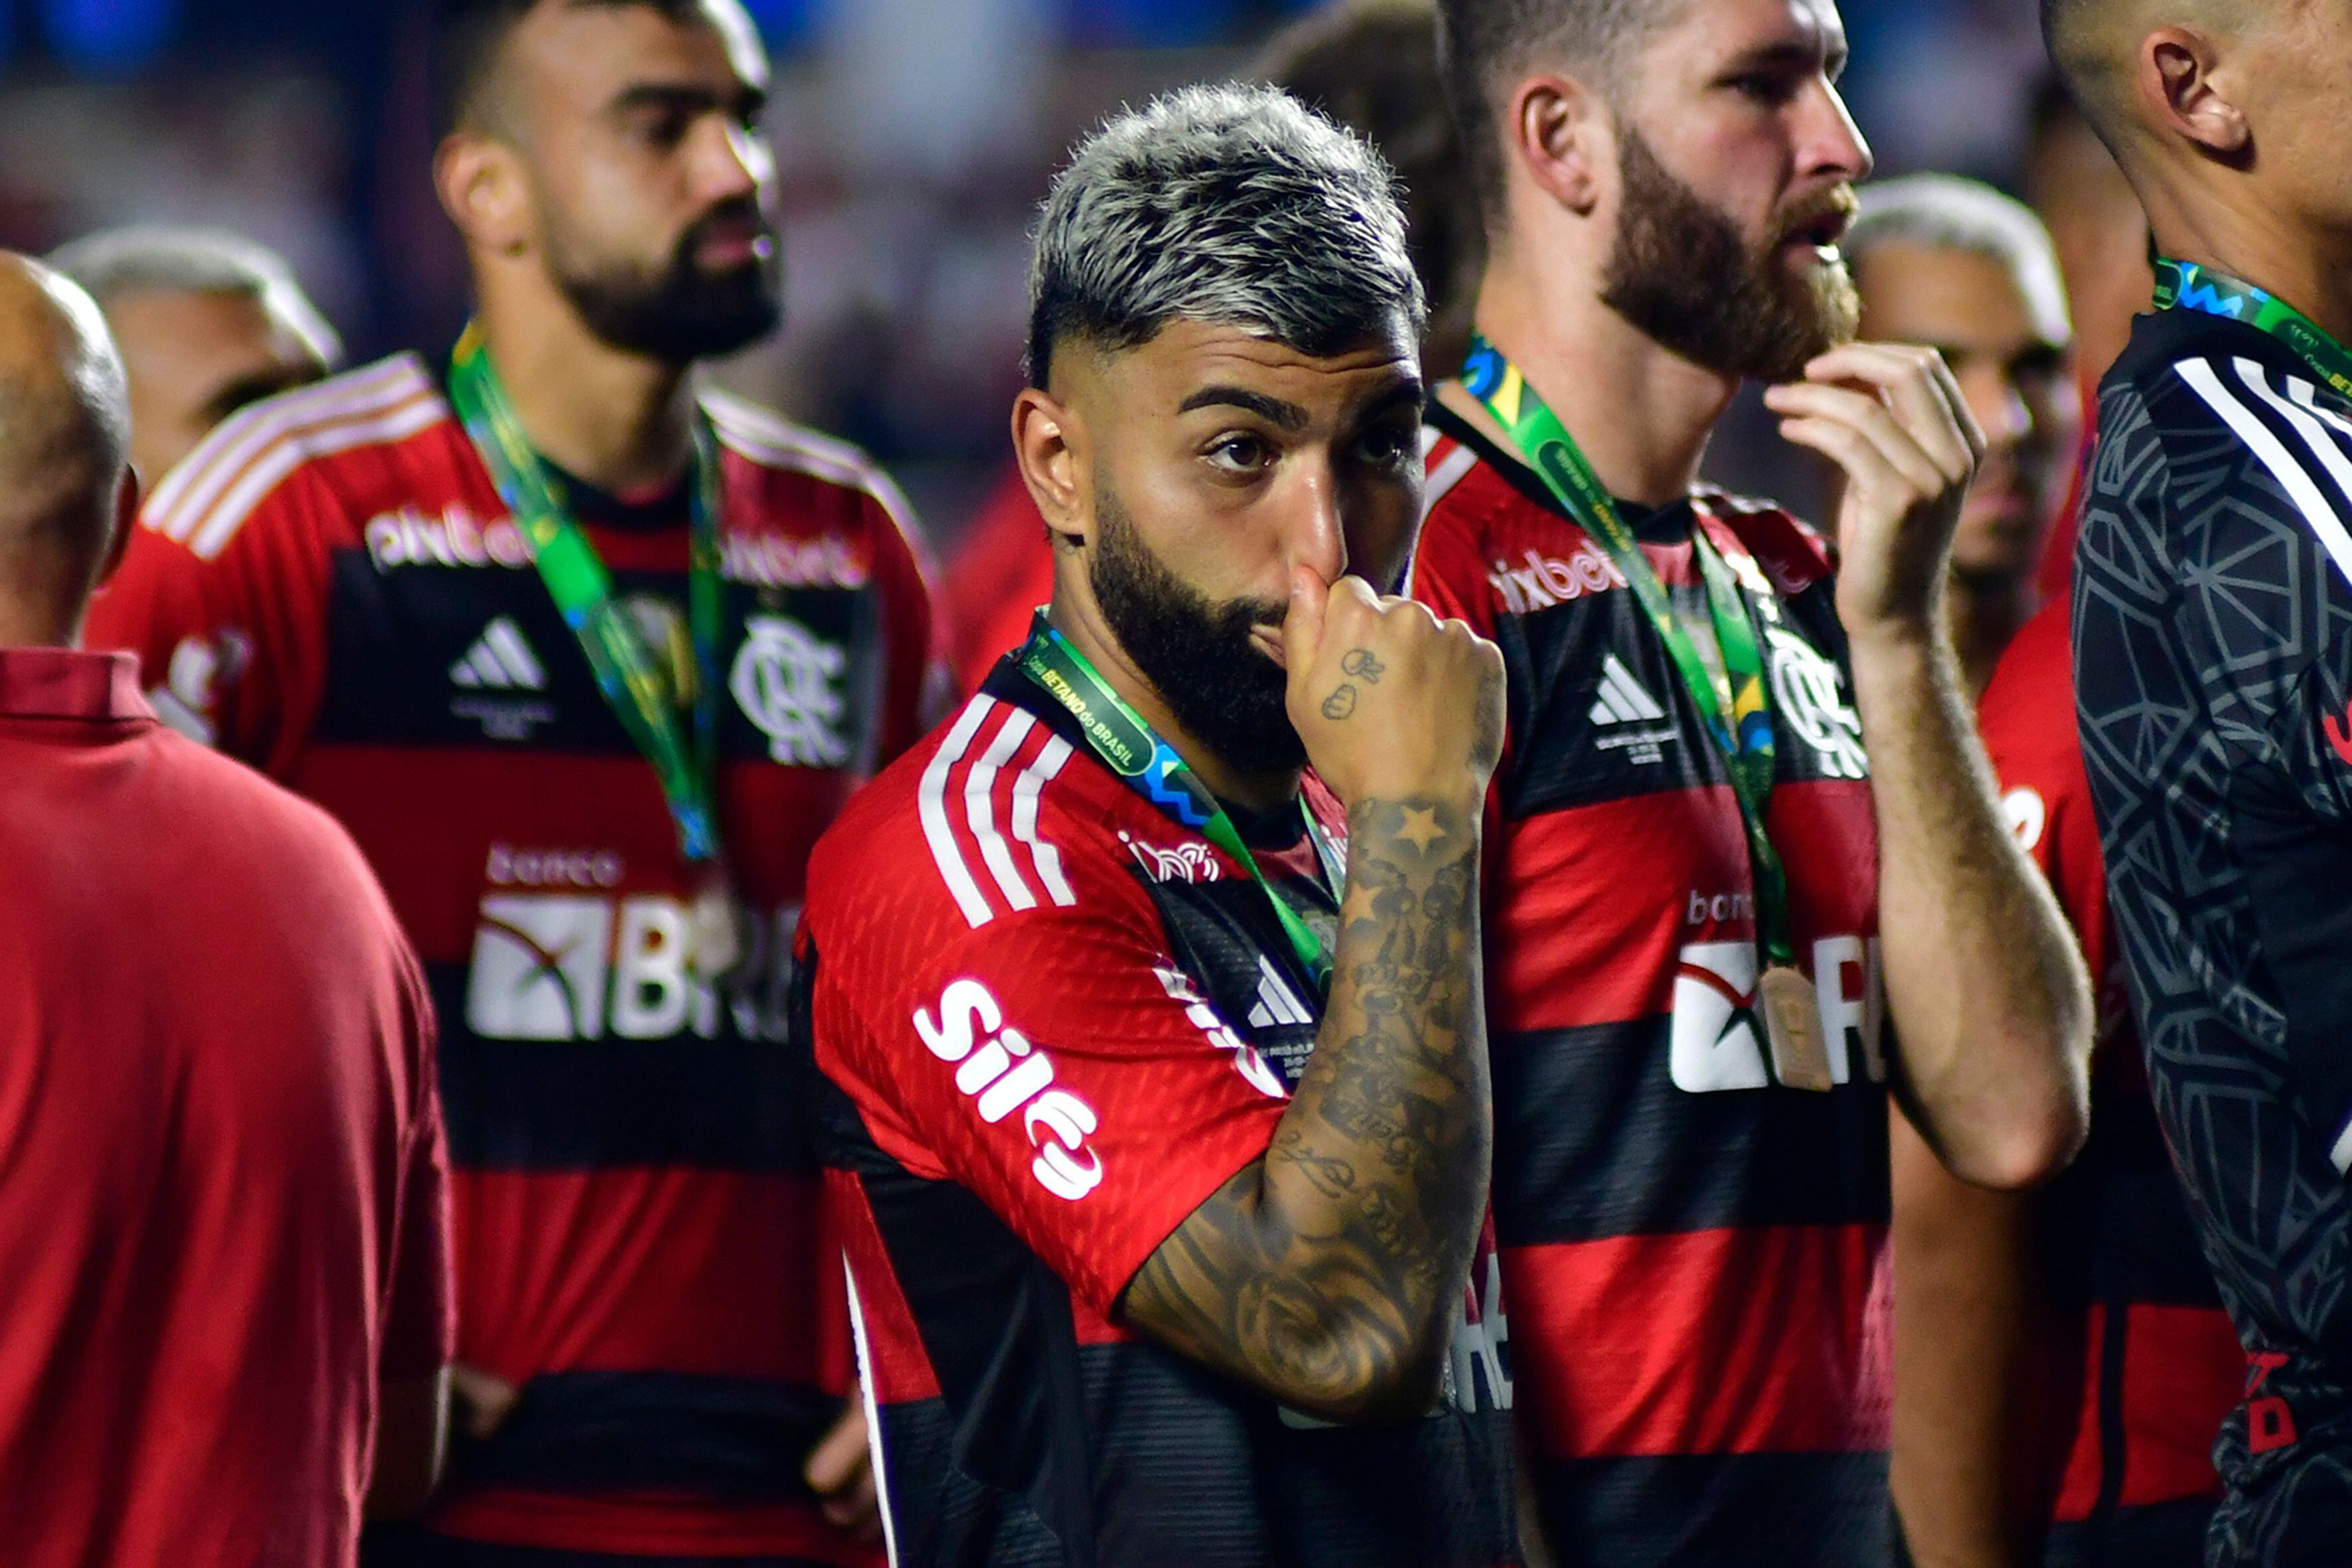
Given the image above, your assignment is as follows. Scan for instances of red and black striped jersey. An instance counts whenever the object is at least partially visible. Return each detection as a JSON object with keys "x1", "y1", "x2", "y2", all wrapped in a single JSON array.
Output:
[
  {"x1": 1407, "y1": 405, "x2": 1893, "y2": 1566},
  {"x1": 799, "y1": 664, "x2": 1519, "y2": 1568},
  {"x1": 83, "y1": 352, "x2": 940, "y2": 1564},
  {"x1": 1980, "y1": 594, "x2": 2241, "y2": 1563}
]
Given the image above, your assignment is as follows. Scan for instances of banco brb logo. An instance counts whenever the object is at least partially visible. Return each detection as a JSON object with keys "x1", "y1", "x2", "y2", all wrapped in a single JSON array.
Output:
[
  {"x1": 467, "y1": 893, "x2": 790, "y2": 1042},
  {"x1": 1670, "y1": 936, "x2": 1886, "y2": 1093},
  {"x1": 730, "y1": 614, "x2": 848, "y2": 767}
]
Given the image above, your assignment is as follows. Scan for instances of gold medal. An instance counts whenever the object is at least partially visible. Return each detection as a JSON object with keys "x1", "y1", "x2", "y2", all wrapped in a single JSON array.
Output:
[
  {"x1": 1759, "y1": 963, "x2": 1834, "y2": 1092},
  {"x1": 688, "y1": 875, "x2": 746, "y2": 985}
]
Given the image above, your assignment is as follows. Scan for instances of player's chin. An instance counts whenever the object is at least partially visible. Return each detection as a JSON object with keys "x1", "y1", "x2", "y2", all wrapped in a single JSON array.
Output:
[{"x1": 1954, "y1": 510, "x2": 2045, "y2": 574}]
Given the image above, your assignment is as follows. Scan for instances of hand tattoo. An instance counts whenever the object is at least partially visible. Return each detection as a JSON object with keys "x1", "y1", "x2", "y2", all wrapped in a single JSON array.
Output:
[
  {"x1": 1123, "y1": 796, "x2": 1490, "y2": 1421},
  {"x1": 1340, "y1": 649, "x2": 1386, "y2": 682},
  {"x1": 1322, "y1": 684, "x2": 1359, "y2": 721}
]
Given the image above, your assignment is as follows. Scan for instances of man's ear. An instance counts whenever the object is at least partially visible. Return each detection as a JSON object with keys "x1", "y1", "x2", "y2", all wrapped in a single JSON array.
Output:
[
  {"x1": 433, "y1": 131, "x2": 534, "y2": 259},
  {"x1": 1506, "y1": 71, "x2": 1611, "y2": 219},
  {"x1": 1011, "y1": 386, "x2": 1090, "y2": 552},
  {"x1": 2138, "y1": 26, "x2": 2252, "y2": 160}
]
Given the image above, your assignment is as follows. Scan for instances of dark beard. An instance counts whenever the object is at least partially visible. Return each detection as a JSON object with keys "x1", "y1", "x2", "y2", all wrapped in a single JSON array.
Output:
[
  {"x1": 1088, "y1": 487, "x2": 1304, "y2": 777},
  {"x1": 1599, "y1": 127, "x2": 1859, "y2": 383},
  {"x1": 550, "y1": 200, "x2": 783, "y2": 363}
]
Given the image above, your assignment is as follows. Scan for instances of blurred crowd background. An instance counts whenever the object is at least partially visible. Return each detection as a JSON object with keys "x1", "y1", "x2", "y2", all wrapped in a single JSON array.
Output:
[{"x1": 0, "y1": 0, "x2": 2053, "y2": 542}]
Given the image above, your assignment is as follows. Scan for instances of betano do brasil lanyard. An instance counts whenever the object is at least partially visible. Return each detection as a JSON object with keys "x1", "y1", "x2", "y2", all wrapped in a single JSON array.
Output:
[
  {"x1": 1460, "y1": 335, "x2": 1833, "y2": 1089},
  {"x1": 1015, "y1": 613, "x2": 1340, "y2": 990},
  {"x1": 446, "y1": 322, "x2": 743, "y2": 976},
  {"x1": 2154, "y1": 257, "x2": 2352, "y2": 401}
]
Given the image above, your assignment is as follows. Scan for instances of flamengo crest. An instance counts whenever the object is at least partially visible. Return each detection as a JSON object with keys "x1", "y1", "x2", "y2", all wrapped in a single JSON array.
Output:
[
  {"x1": 730, "y1": 613, "x2": 849, "y2": 767},
  {"x1": 1121, "y1": 832, "x2": 1222, "y2": 884}
]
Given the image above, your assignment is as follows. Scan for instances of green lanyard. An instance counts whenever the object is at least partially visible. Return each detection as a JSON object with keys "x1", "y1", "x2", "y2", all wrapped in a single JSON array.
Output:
[
  {"x1": 2154, "y1": 258, "x2": 2352, "y2": 400},
  {"x1": 1461, "y1": 335, "x2": 1794, "y2": 967},
  {"x1": 446, "y1": 321, "x2": 728, "y2": 864},
  {"x1": 1014, "y1": 613, "x2": 1338, "y2": 988}
]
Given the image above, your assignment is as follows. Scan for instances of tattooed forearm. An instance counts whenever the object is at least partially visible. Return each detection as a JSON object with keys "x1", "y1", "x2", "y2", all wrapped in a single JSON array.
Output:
[{"x1": 1123, "y1": 795, "x2": 1490, "y2": 1422}]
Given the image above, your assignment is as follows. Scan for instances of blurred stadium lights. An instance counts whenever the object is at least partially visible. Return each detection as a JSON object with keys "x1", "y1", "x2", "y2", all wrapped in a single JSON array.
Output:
[
  {"x1": 39, "y1": 0, "x2": 179, "y2": 71},
  {"x1": 735, "y1": 0, "x2": 1322, "y2": 52},
  {"x1": 1063, "y1": 0, "x2": 1248, "y2": 45},
  {"x1": 0, "y1": 0, "x2": 1338, "y2": 70},
  {"x1": 738, "y1": 0, "x2": 821, "y2": 48}
]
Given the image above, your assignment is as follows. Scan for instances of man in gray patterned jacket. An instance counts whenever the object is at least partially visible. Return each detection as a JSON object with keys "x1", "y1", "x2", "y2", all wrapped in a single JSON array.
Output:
[{"x1": 2049, "y1": 0, "x2": 2352, "y2": 1559}]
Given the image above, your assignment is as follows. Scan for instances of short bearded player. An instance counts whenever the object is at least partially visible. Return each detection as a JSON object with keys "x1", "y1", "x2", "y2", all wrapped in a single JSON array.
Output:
[
  {"x1": 797, "y1": 85, "x2": 1518, "y2": 1567},
  {"x1": 1418, "y1": 0, "x2": 2096, "y2": 1562},
  {"x1": 84, "y1": 0, "x2": 937, "y2": 1563}
]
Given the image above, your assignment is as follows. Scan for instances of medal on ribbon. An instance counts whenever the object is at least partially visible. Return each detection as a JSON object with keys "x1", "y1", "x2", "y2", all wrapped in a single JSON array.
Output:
[
  {"x1": 1462, "y1": 336, "x2": 1829, "y2": 1091},
  {"x1": 447, "y1": 323, "x2": 747, "y2": 984}
]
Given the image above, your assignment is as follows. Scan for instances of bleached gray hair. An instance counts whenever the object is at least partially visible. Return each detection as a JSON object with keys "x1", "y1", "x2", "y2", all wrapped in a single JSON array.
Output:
[
  {"x1": 45, "y1": 225, "x2": 343, "y2": 369},
  {"x1": 1849, "y1": 175, "x2": 2072, "y2": 347},
  {"x1": 1025, "y1": 82, "x2": 1426, "y2": 388}
]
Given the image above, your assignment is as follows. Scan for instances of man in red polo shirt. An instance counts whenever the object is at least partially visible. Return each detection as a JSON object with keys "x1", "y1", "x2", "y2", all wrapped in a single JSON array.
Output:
[{"x1": 0, "y1": 253, "x2": 451, "y2": 1566}]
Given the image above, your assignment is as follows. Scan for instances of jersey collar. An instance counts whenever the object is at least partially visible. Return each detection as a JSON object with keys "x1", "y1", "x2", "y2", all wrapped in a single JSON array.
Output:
[
  {"x1": 0, "y1": 648, "x2": 153, "y2": 724},
  {"x1": 1425, "y1": 400, "x2": 1695, "y2": 544},
  {"x1": 976, "y1": 643, "x2": 1317, "y2": 857}
]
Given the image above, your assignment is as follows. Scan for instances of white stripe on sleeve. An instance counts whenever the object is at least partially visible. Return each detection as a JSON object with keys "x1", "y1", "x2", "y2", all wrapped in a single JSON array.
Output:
[
  {"x1": 965, "y1": 710, "x2": 1042, "y2": 912},
  {"x1": 2179, "y1": 357, "x2": 2352, "y2": 593},
  {"x1": 1011, "y1": 736, "x2": 1077, "y2": 907},
  {"x1": 2238, "y1": 360, "x2": 2352, "y2": 555},
  {"x1": 918, "y1": 698, "x2": 999, "y2": 927}
]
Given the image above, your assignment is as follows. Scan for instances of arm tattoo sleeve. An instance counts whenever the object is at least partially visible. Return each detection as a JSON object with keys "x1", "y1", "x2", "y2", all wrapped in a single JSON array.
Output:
[{"x1": 1122, "y1": 795, "x2": 1492, "y2": 1420}]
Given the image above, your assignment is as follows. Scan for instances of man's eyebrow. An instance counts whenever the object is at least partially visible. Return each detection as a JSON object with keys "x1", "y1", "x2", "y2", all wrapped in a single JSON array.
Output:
[
  {"x1": 1720, "y1": 39, "x2": 1832, "y2": 76},
  {"x1": 1176, "y1": 386, "x2": 1310, "y2": 430},
  {"x1": 1362, "y1": 380, "x2": 1425, "y2": 417},
  {"x1": 609, "y1": 80, "x2": 767, "y2": 119}
]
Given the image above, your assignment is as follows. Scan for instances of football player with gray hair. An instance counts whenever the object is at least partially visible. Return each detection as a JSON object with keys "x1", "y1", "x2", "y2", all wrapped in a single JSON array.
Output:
[
  {"x1": 800, "y1": 82, "x2": 1514, "y2": 1567},
  {"x1": 1846, "y1": 175, "x2": 2075, "y2": 694},
  {"x1": 46, "y1": 226, "x2": 340, "y2": 487},
  {"x1": 1852, "y1": 175, "x2": 2244, "y2": 1568}
]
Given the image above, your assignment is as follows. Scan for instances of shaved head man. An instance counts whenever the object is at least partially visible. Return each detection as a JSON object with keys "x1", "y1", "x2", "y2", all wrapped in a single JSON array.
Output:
[
  {"x1": 2051, "y1": 0, "x2": 2352, "y2": 1563},
  {"x1": 1848, "y1": 175, "x2": 2077, "y2": 694},
  {"x1": 0, "y1": 257, "x2": 137, "y2": 646},
  {"x1": 47, "y1": 226, "x2": 340, "y2": 489},
  {"x1": 0, "y1": 249, "x2": 453, "y2": 1567},
  {"x1": 2043, "y1": 0, "x2": 2352, "y2": 299}
]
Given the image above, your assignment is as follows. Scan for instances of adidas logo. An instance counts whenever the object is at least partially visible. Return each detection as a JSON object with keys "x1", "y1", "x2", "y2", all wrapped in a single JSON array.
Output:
[
  {"x1": 1589, "y1": 654, "x2": 1666, "y2": 726},
  {"x1": 451, "y1": 617, "x2": 548, "y2": 692},
  {"x1": 1247, "y1": 955, "x2": 1314, "y2": 1030}
]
